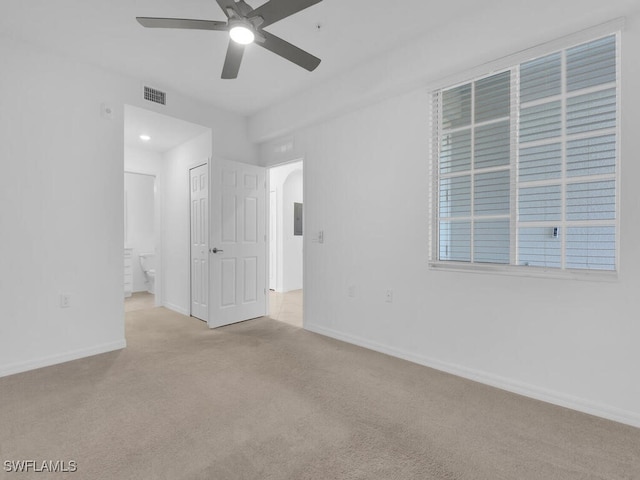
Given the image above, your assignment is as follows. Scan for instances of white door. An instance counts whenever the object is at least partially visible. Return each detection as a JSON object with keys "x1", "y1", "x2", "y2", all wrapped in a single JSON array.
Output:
[
  {"x1": 190, "y1": 164, "x2": 208, "y2": 321},
  {"x1": 269, "y1": 190, "x2": 277, "y2": 290},
  {"x1": 209, "y1": 159, "x2": 267, "y2": 328}
]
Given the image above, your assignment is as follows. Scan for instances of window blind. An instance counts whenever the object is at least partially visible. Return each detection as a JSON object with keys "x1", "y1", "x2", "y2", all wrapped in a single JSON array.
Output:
[{"x1": 432, "y1": 33, "x2": 619, "y2": 273}]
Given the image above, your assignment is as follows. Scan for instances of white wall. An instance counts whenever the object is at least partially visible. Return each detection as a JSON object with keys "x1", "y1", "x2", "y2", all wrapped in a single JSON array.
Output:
[
  {"x1": 124, "y1": 173, "x2": 155, "y2": 292},
  {"x1": 269, "y1": 162, "x2": 303, "y2": 292},
  {"x1": 162, "y1": 131, "x2": 212, "y2": 315},
  {"x1": 257, "y1": 2, "x2": 640, "y2": 427},
  {"x1": 0, "y1": 36, "x2": 256, "y2": 377},
  {"x1": 124, "y1": 146, "x2": 163, "y2": 175},
  {"x1": 250, "y1": 0, "x2": 639, "y2": 142},
  {"x1": 282, "y1": 170, "x2": 303, "y2": 292}
]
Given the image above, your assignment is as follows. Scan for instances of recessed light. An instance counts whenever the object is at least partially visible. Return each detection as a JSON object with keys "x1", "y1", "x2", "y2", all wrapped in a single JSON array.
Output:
[{"x1": 140, "y1": 135, "x2": 151, "y2": 141}]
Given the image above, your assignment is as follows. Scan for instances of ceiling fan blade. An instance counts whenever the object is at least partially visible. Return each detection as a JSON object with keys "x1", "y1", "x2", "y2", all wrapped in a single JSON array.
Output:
[
  {"x1": 221, "y1": 40, "x2": 245, "y2": 79},
  {"x1": 137, "y1": 17, "x2": 228, "y2": 31},
  {"x1": 258, "y1": 31, "x2": 320, "y2": 72},
  {"x1": 235, "y1": 0, "x2": 254, "y2": 16},
  {"x1": 215, "y1": 0, "x2": 239, "y2": 17},
  {"x1": 249, "y1": 0, "x2": 322, "y2": 28}
]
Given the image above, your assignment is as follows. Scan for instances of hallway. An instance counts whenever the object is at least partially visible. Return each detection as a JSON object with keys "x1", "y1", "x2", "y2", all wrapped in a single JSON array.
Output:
[
  {"x1": 268, "y1": 289, "x2": 303, "y2": 328},
  {"x1": 124, "y1": 292, "x2": 155, "y2": 313}
]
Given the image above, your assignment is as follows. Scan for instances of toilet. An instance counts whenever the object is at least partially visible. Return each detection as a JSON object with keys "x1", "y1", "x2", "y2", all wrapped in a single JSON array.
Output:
[{"x1": 139, "y1": 252, "x2": 156, "y2": 294}]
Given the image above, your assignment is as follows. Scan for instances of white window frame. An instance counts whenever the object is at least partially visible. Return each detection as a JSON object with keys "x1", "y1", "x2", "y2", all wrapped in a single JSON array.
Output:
[{"x1": 428, "y1": 20, "x2": 623, "y2": 281}]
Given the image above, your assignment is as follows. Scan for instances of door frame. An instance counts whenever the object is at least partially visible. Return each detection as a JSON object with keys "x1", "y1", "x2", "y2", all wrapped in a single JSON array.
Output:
[
  {"x1": 266, "y1": 158, "x2": 305, "y2": 319},
  {"x1": 189, "y1": 160, "x2": 210, "y2": 321},
  {"x1": 269, "y1": 190, "x2": 277, "y2": 291},
  {"x1": 124, "y1": 169, "x2": 162, "y2": 307}
]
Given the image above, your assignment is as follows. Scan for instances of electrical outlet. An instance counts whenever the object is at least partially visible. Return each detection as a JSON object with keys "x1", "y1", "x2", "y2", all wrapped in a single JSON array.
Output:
[
  {"x1": 348, "y1": 285, "x2": 356, "y2": 298},
  {"x1": 60, "y1": 294, "x2": 71, "y2": 308},
  {"x1": 385, "y1": 290, "x2": 393, "y2": 303}
]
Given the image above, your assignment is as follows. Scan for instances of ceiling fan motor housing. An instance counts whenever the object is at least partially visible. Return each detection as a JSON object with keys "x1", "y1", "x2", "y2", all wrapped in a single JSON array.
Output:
[{"x1": 228, "y1": 18, "x2": 257, "y2": 44}]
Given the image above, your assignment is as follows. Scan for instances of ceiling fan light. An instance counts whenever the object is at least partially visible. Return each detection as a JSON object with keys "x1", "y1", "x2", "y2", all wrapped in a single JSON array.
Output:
[{"x1": 229, "y1": 25, "x2": 255, "y2": 45}]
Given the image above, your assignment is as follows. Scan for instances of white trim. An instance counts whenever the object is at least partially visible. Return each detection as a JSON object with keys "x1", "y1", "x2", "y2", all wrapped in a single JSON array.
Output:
[
  {"x1": 163, "y1": 302, "x2": 190, "y2": 316},
  {"x1": 520, "y1": 81, "x2": 617, "y2": 109},
  {"x1": 560, "y1": 47, "x2": 568, "y2": 269},
  {"x1": 439, "y1": 214, "x2": 510, "y2": 222},
  {"x1": 443, "y1": 115, "x2": 510, "y2": 134},
  {"x1": 510, "y1": 67, "x2": 519, "y2": 267},
  {"x1": 440, "y1": 164, "x2": 510, "y2": 179},
  {"x1": 518, "y1": 127, "x2": 617, "y2": 148},
  {"x1": 514, "y1": 219, "x2": 616, "y2": 228},
  {"x1": 124, "y1": 169, "x2": 156, "y2": 177},
  {"x1": 614, "y1": 31, "x2": 622, "y2": 274},
  {"x1": 0, "y1": 340, "x2": 127, "y2": 378},
  {"x1": 428, "y1": 91, "x2": 439, "y2": 263},
  {"x1": 208, "y1": 156, "x2": 215, "y2": 328},
  {"x1": 428, "y1": 261, "x2": 618, "y2": 282},
  {"x1": 519, "y1": 173, "x2": 617, "y2": 188},
  {"x1": 470, "y1": 82, "x2": 476, "y2": 262},
  {"x1": 305, "y1": 323, "x2": 640, "y2": 429}
]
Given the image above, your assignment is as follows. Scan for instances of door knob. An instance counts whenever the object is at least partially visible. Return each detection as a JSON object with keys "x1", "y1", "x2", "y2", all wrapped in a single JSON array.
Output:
[{"x1": 210, "y1": 248, "x2": 224, "y2": 254}]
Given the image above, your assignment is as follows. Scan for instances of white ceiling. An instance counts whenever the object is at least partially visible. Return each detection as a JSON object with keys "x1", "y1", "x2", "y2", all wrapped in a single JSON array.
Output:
[
  {"x1": 124, "y1": 105, "x2": 210, "y2": 153},
  {"x1": 1, "y1": 0, "x2": 487, "y2": 115}
]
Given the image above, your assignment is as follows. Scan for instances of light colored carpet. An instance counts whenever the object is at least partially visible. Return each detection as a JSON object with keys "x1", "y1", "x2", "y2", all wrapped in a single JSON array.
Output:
[
  {"x1": 269, "y1": 289, "x2": 303, "y2": 327},
  {"x1": 1, "y1": 307, "x2": 639, "y2": 479},
  {"x1": 124, "y1": 292, "x2": 155, "y2": 313}
]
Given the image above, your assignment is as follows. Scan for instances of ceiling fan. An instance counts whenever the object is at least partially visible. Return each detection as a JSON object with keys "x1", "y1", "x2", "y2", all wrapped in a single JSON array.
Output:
[{"x1": 137, "y1": 0, "x2": 323, "y2": 79}]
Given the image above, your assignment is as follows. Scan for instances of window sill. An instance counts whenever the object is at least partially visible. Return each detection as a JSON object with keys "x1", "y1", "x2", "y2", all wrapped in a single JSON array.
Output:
[{"x1": 428, "y1": 261, "x2": 618, "y2": 282}]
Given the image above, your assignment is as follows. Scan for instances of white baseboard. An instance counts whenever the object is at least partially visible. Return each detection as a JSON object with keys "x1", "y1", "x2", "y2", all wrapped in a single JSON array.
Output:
[
  {"x1": 0, "y1": 339, "x2": 127, "y2": 378},
  {"x1": 305, "y1": 323, "x2": 640, "y2": 429},
  {"x1": 163, "y1": 302, "x2": 189, "y2": 316}
]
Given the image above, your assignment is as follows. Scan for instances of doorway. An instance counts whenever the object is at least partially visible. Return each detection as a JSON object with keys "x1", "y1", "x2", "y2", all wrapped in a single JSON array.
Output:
[
  {"x1": 123, "y1": 105, "x2": 268, "y2": 329},
  {"x1": 123, "y1": 104, "x2": 211, "y2": 321},
  {"x1": 268, "y1": 160, "x2": 304, "y2": 327},
  {"x1": 124, "y1": 172, "x2": 157, "y2": 313}
]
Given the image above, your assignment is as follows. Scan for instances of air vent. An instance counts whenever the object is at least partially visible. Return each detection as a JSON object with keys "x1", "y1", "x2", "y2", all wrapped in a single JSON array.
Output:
[{"x1": 143, "y1": 86, "x2": 166, "y2": 105}]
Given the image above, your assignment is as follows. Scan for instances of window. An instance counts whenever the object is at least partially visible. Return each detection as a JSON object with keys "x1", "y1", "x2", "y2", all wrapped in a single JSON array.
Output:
[{"x1": 431, "y1": 33, "x2": 619, "y2": 274}]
